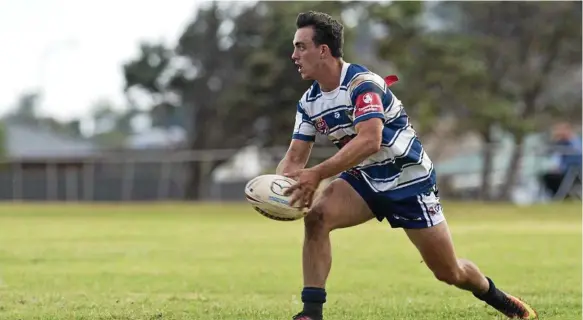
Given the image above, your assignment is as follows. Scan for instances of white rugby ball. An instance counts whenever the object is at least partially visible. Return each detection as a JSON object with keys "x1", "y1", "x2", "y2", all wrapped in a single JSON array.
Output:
[{"x1": 244, "y1": 174, "x2": 308, "y2": 221}]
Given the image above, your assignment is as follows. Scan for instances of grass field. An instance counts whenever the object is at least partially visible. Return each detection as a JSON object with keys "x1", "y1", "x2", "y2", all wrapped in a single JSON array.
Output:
[{"x1": 0, "y1": 201, "x2": 580, "y2": 320}]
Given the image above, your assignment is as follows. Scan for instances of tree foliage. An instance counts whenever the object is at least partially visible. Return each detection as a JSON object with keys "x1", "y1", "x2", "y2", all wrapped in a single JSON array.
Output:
[
  {"x1": 369, "y1": 1, "x2": 581, "y2": 200},
  {"x1": 116, "y1": 0, "x2": 582, "y2": 201},
  {"x1": 122, "y1": 1, "x2": 358, "y2": 199},
  {"x1": 441, "y1": 1, "x2": 582, "y2": 199}
]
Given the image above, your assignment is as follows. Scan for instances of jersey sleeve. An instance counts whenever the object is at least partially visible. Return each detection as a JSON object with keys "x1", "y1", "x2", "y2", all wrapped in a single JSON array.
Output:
[
  {"x1": 292, "y1": 102, "x2": 316, "y2": 142},
  {"x1": 348, "y1": 74, "x2": 386, "y2": 126}
]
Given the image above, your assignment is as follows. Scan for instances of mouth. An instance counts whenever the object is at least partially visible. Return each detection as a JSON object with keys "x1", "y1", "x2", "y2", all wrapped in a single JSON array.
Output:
[{"x1": 295, "y1": 62, "x2": 303, "y2": 73}]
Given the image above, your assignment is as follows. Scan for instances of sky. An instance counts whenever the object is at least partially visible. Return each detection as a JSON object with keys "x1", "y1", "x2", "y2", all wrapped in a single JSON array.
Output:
[{"x1": 0, "y1": 0, "x2": 202, "y2": 123}]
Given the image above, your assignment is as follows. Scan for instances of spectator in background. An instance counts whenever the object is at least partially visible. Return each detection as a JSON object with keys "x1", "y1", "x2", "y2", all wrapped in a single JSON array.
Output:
[{"x1": 540, "y1": 122, "x2": 582, "y2": 198}]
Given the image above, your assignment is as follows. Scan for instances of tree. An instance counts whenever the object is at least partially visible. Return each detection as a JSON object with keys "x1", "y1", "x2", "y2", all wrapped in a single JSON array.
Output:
[
  {"x1": 371, "y1": 1, "x2": 582, "y2": 200},
  {"x1": 123, "y1": 2, "x2": 266, "y2": 199},
  {"x1": 8, "y1": 91, "x2": 41, "y2": 124},
  {"x1": 368, "y1": 2, "x2": 500, "y2": 199},
  {"x1": 437, "y1": 1, "x2": 582, "y2": 200},
  {"x1": 122, "y1": 1, "x2": 361, "y2": 199},
  {"x1": 88, "y1": 99, "x2": 139, "y2": 148}
]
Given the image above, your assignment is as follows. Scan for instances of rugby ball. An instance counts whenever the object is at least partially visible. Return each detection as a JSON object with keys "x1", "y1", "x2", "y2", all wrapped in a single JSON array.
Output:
[{"x1": 244, "y1": 174, "x2": 308, "y2": 221}]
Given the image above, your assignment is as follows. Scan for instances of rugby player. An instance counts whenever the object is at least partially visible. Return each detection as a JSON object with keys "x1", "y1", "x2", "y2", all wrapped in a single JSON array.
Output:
[{"x1": 276, "y1": 11, "x2": 538, "y2": 320}]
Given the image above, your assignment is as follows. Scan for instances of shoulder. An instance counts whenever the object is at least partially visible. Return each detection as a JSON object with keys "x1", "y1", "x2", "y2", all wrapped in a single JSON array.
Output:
[
  {"x1": 343, "y1": 63, "x2": 386, "y2": 94},
  {"x1": 341, "y1": 63, "x2": 368, "y2": 87},
  {"x1": 346, "y1": 63, "x2": 370, "y2": 76}
]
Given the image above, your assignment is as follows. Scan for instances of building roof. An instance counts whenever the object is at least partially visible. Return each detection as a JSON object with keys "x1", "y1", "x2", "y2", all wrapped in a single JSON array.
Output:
[{"x1": 3, "y1": 123, "x2": 101, "y2": 160}]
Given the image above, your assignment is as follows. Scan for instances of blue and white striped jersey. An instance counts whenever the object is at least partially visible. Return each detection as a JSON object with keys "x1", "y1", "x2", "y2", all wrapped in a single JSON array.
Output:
[{"x1": 292, "y1": 62, "x2": 436, "y2": 200}]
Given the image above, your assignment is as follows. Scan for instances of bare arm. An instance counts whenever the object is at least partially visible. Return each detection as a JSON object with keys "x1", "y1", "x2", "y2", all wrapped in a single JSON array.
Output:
[
  {"x1": 276, "y1": 139, "x2": 314, "y2": 175},
  {"x1": 311, "y1": 118, "x2": 383, "y2": 180},
  {"x1": 310, "y1": 79, "x2": 387, "y2": 180}
]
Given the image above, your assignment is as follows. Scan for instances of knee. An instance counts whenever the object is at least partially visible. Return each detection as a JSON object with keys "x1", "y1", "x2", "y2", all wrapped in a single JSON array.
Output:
[
  {"x1": 433, "y1": 264, "x2": 463, "y2": 286},
  {"x1": 304, "y1": 203, "x2": 334, "y2": 239}
]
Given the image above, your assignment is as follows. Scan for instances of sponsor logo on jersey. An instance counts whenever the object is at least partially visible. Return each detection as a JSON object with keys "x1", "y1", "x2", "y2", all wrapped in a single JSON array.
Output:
[{"x1": 355, "y1": 92, "x2": 383, "y2": 118}]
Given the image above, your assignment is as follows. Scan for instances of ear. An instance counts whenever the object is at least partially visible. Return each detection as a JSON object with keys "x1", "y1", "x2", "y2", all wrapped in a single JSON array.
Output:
[{"x1": 319, "y1": 44, "x2": 329, "y2": 59}]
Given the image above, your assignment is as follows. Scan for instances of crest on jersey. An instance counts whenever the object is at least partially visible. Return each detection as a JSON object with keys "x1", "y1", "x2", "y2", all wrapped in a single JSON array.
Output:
[{"x1": 315, "y1": 117, "x2": 329, "y2": 134}]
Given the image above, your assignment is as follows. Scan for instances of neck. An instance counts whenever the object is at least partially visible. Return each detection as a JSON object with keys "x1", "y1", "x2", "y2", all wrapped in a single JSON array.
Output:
[{"x1": 317, "y1": 59, "x2": 344, "y2": 92}]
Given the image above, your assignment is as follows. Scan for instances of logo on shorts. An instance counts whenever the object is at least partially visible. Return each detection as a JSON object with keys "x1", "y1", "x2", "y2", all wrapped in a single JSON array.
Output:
[
  {"x1": 427, "y1": 203, "x2": 442, "y2": 216},
  {"x1": 315, "y1": 117, "x2": 329, "y2": 134},
  {"x1": 345, "y1": 168, "x2": 362, "y2": 179}
]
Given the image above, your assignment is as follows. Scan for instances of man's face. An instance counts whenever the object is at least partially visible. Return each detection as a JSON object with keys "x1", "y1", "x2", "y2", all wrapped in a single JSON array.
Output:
[
  {"x1": 552, "y1": 123, "x2": 573, "y2": 141},
  {"x1": 291, "y1": 27, "x2": 323, "y2": 80}
]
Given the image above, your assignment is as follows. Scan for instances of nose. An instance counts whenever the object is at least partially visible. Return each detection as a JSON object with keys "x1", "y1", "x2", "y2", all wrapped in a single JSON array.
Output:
[{"x1": 291, "y1": 49, "x2": 299, "y2": 61}]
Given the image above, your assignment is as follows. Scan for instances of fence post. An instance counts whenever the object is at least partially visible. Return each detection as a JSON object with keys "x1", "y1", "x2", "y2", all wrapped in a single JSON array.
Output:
[
  {"x1": 12, "y1": 162, "x2": 23, "y2": 201},
  {"x1": 157, "y1": 160, "x2": 172, "y2": 200},
  {"x1": 122, "y1": 160, "x2": 135, "y2": 201},
  {"x1": 46, "y1": 161, "x2": 58, "y2": 201},
  {"x1": 65, "y1": 166, "x2": 78, "y2": 201},
  {"x1": 83, "y1": 161, "x2": 95, "y2": 201}
]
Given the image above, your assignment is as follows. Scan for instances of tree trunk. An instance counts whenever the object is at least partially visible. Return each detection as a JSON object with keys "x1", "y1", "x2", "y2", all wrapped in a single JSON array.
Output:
[
  {"x1": 499, "y1": 132, "x2": 525, "y2": 201},
  {"x1": 479, "y1": 126, "x2": 494, "y2": 201}
]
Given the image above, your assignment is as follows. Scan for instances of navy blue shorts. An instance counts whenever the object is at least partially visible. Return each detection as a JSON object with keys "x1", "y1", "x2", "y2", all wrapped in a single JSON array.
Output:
[{"x1": 339, "y1": 171, "x2": 445, "y2": 229}]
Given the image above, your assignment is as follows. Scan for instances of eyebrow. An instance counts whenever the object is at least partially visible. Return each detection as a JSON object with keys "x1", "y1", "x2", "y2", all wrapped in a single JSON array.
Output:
[{"x1": 294, "y1": 41, "x2": 305, "y2": 47}]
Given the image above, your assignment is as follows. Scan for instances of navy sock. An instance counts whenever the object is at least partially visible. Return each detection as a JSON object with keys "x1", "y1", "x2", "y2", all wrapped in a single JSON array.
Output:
[
  {"x1": 474, "y1": 277, "x2": 503, "y2": 302},
  {"x1": 301, "y1": 287, "x2": 326, "y2": 315},
  {"x1": 473, "y1": 276, "x2": 529, "y2": 317}
]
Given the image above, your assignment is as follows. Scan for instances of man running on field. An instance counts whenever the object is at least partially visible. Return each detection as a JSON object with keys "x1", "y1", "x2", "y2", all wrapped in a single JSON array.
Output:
[{"x1": 277, "y1": 10, "x2": 538, "y2": 320}]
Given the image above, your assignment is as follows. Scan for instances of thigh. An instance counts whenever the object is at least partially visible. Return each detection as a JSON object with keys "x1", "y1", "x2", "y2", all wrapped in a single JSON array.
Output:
[
  {"x1": 404, "y1": 220, "x2": 458, "y2": 274},
  {"x1": 308, "y1": 177, "x2": 374, "y2": 230}
]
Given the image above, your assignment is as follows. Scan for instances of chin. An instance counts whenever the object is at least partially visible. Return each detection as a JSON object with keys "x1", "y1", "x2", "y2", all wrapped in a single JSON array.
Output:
[{"x1": 300, "y1": 73, "x2": 313, "y2": 80}]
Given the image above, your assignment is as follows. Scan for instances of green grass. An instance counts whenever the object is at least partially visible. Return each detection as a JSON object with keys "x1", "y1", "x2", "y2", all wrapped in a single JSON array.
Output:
[{"x1": 0, "y1": 201, "x2": 580, "y2": 319}]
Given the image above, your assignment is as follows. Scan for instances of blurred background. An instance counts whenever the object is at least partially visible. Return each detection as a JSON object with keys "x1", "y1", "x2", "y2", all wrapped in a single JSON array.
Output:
[{"x1": 0, "y1": 0, "x2": 581, "y2": 205}]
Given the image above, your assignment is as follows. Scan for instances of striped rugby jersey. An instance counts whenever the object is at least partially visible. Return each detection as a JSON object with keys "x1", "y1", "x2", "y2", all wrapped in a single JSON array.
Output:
[{"x1": 291, "y1": 62, "x2": 436, "y2": 200}]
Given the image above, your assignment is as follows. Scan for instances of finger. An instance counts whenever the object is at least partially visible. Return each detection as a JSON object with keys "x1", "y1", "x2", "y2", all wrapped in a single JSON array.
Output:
[
  {"x1": 284, "y1": 183, "x2": 300, "y2": 196},
  {"x1": 306, "y1": 191, "x2": 314, "y2": 208},
  {"x1": 289, "y1": 189, "x2": 303, "y2": 208},
  {"x1": 297, "y1": 189, "x2": 311, "y2": 209},
  {"x1": 296, "y1": 190, "x2": 307, "y2": 209},
  {"x1": 302, "y1": 190, "x2": 314, "y2": 209}
]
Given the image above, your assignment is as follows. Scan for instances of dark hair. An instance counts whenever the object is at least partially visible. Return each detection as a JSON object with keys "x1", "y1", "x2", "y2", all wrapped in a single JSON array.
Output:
[{"x1": 296, "y1": 11, "x2": 344, "y2": 58}]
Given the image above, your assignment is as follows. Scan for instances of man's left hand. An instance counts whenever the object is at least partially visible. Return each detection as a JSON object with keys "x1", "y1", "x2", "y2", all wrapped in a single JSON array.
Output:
[{"x1": 283, "y1": 168, "x2": 322, "y2": 209}]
